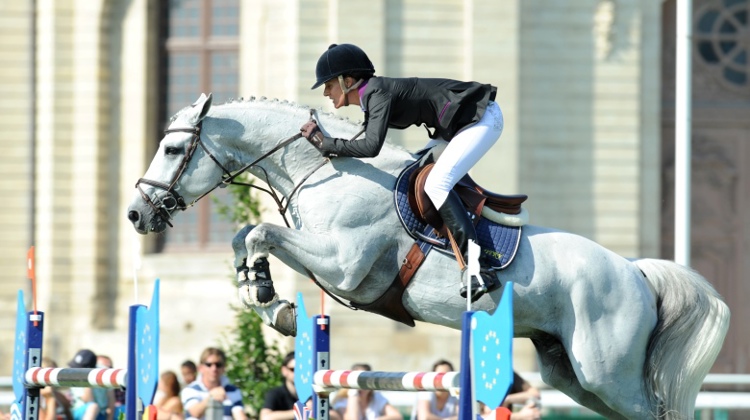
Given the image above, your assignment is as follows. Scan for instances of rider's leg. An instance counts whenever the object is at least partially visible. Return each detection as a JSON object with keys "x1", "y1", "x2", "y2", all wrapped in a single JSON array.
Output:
[
  {"x1": 436, "y1": 190, "x2": 499, "y2": 301},
  {"x1": 424, "y1": 101, "x2": 504, "y2": 301}
]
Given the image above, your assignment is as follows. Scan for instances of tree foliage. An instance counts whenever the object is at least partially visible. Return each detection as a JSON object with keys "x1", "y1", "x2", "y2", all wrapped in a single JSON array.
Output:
[{"x1": 222, "y1": 305, "x2": 284, "y2": 418}]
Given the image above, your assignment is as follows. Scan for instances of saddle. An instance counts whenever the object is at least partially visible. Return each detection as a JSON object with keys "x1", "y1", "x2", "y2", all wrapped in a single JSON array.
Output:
[
  {"x1": 351, "y1": 161, "x2": 527, "y2": 327},
  {"x1": 408, "y1": 163, "x2": 528, "y2": 236}
]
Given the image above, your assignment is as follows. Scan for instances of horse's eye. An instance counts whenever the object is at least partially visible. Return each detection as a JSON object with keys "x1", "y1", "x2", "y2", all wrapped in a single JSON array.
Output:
[{"x1": 165, "y1": 146, "x2": 181, "y2": 155}]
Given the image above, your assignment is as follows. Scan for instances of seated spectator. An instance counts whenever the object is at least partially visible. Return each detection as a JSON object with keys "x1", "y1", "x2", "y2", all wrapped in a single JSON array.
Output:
[
  {"x1": 154, "y1": 371, "x2": 184, "y2": 420},
  {"x1": 331, "y1": 363, "x2": 403, "y2": 420},
  {"x1": 68, "y1": 349, "x2": 113, "y2": 420},
  {"x1": 181, "y1": 360, "x2": 198, "y2": 385},
  {"x1": 502, "y1": 372, "x2": 540, "y2": 411},
  {"x1": 412, "y1": 360, "x2": 457, "y2": 420},
  {"x1": 95, "y1": 355, "x2": 119, "y2": 419},
  {"x1": 260, "y1": 351, "x2": 297, "y2": 420},
  {"x1": 39, "y1": 357, "x2": 73, "y2": 420},
  {"x1": 479, "y1": 371, "x2": 540, "y2": 420},
  {"x1": 180, "y1": 347, "x2": 246, "y2": 420}
]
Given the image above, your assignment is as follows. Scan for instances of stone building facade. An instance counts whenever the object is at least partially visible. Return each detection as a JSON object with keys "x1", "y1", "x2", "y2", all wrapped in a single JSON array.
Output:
[{"x1": 2, "y1": 0, "x2": 742, "y2": 380}]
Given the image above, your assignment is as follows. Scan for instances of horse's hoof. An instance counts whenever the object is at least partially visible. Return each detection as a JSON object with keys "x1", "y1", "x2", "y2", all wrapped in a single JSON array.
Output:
[{"x1": 271, "y1": 301, "x2": 297, "y2": 337}]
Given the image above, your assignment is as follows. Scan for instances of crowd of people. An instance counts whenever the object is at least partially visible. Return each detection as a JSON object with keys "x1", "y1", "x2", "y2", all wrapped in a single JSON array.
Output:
[
  {"x1": 2, "y1": 347, "x2": 541, "y2": 420},
  {"x1": 256, "y1": 357, "x2": 540, "y2": 420}
]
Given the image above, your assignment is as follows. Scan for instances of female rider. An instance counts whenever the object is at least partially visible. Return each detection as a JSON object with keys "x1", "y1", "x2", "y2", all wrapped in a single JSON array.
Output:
[{"x1": 301, "y1": 43, "x2": 504, "y2": 302}]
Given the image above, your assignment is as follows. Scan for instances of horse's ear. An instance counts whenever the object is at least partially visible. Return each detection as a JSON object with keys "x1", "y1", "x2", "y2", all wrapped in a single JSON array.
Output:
[{"x1": 191, "y1": 93, "x2": 213, "y2": 123}]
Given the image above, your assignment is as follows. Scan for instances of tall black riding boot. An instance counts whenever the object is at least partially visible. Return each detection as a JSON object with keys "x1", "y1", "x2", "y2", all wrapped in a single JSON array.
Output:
[{"x1": 436, "y1": 191, "x2": 500, "y2": 302}]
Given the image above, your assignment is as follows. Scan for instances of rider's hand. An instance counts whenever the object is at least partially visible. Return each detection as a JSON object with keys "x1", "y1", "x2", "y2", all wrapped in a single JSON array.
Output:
[{"x1": 300, "y1": 120, "x2": 324, "y2": 149}]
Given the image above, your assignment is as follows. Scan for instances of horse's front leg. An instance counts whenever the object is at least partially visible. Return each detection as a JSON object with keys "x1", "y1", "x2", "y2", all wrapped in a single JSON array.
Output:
[{"x1": 231, "y1": 223, "x2": 346, "y2": 337}]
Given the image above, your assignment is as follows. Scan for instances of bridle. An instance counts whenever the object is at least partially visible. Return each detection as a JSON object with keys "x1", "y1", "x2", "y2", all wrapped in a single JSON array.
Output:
[{"x1": 135, "y1": 111, "x2": 328, "y2": 229}]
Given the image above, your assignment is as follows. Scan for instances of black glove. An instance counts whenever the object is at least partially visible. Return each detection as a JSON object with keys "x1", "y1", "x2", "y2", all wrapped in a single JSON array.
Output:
[{"x1": 300, "y1": 120, "x2": 325, "y2": 149}]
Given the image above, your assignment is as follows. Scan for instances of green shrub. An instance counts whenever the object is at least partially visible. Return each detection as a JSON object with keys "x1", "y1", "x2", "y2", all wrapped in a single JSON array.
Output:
[{"x1": 222, "y1": 306, "x2": 284, "y2": 418}]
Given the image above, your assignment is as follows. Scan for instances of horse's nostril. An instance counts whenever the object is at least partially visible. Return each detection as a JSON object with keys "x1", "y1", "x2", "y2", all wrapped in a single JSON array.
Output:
[{"x1": 127, "y1": 210, "x2": 140, "y2": 222}]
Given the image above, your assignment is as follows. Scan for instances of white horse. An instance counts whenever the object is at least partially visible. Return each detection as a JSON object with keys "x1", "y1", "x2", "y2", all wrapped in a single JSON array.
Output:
[{"x1": 127, "y1": 93, "x2": 730, "y2": 419}]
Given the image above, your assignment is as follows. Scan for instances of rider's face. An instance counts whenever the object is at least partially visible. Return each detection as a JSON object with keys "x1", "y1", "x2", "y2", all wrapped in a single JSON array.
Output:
[{"x1": 323, "y1": 77, "x2": 352, "y2": 109}]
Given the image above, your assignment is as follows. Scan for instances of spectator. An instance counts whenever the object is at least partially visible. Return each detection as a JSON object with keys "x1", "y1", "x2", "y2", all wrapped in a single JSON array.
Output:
[
  {"x1": 479, "y1": 371, "x2": 540, "y2": 420},
  {"x1": 412, "y1": 360, "x2": 457, "y2": 420},
  {"x1": 180, "y1": 347, "x2": 246, "y2": 420},
  {"x1": 39, "y1": 357, "x2": 73, "y2": 420},
  {"x1": 331, "y1": 363, "x2": 402, "y2": 420},
  {"x1": 154, "y1": 371, "x2": 184, "y2": 420},
  {"x1": 95, "y1": 355, "x2": 121, "y2": 419},
  {"x1": 181, "y1": 360, "x2": 198, "y2": 385},
  {"x1": 68, "y1": 349, "x2": 113, "y2": 420},
  {"x1": 260, "y1": 351, "x2": 297, "y2": 420}
]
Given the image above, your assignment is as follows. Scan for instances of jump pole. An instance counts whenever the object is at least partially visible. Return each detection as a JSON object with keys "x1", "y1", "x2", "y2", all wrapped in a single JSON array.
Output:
[
  {"x1": 11, "y1": 279, "x2": 161, "y2": 420},
  {"x1": 294, "y1": 282, "x2": 515, "y2": 420}
]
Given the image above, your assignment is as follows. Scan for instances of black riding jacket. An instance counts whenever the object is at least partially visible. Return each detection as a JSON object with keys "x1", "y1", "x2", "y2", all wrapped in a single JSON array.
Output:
[{"x1": 319, "y1": 76, "x2": 497, "y2": 158}]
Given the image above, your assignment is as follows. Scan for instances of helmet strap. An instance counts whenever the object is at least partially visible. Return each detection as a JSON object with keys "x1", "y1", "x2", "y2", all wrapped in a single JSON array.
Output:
[{"x1": 336, "y1": 75, "x2": 363, "y2": 108}]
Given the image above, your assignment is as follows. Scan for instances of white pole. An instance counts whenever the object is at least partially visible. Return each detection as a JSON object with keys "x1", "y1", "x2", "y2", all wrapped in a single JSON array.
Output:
[{"x1": 674, "y1": 0, "x2": 692, "y2": 267}]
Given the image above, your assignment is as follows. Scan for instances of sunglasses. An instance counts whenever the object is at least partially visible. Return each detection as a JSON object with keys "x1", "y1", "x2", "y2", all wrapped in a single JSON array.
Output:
[{"x1": 203, "y1": 362, "x2": 225, "y2": 369}]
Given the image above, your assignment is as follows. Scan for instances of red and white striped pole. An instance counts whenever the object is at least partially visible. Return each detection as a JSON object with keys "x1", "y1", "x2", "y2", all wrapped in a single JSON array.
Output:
[
  {"x1": 314, "y1": 369, "x2": 460, "y2": 392},
  {"x1": 25, "y1": 367, "x2": 127, "y2": 388}
]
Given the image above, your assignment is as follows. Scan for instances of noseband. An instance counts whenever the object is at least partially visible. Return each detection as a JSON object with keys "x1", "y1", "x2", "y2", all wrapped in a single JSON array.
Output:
[{"x1": 135, "y1": 114, "x2": 325, "y2": 229}]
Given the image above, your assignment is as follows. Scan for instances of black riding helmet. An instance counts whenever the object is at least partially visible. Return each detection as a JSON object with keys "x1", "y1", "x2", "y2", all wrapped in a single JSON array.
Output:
[{"x1": 311, "y1": 44, "x2": 375, "y2": 89}]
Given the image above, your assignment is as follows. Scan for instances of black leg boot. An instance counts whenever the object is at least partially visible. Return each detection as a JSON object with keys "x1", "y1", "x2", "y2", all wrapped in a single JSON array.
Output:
[
  {"x1": 237, "y1": 257, "x2": 276, "y2": 304},
  {"x1": 436, "y1": 191, "x2": 500, "y2": 302}
]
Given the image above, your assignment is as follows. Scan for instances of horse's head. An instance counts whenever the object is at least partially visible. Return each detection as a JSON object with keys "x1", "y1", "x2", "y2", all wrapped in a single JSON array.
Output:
[{"x1": 127, "y1": 93, "x2": 226, "y2": 234}]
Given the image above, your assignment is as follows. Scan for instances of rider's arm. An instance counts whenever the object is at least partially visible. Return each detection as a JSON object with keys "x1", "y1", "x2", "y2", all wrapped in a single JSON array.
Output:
[{"x1": 319, "y1": 89, "x2": 391, "y2": 158}]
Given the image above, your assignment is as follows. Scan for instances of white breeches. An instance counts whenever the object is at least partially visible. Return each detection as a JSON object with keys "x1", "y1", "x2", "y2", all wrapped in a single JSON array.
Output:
[{"x1": 423, "y1": 101, "x2": 503, "y2": 208}]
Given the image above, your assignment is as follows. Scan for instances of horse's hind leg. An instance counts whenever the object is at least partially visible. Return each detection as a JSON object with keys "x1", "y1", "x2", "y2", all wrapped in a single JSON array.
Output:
[
  {"x1": 563, "y1": 290, "x2": 658, "y2": 419},
  {"x1": 533, "y1": 337, "x2": 627, "y2": 420}
]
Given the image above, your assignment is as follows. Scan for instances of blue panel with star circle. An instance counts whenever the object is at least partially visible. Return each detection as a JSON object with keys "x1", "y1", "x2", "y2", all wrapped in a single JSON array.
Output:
[{"x1": 471, "y1": 282, "x2": 514, "y2": 410}]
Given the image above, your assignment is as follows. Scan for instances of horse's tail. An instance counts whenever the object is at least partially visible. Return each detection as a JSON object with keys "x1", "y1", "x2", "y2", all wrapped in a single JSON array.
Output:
[{"x1": 632, "y1": 258, "x2": 730, "y2": 419}]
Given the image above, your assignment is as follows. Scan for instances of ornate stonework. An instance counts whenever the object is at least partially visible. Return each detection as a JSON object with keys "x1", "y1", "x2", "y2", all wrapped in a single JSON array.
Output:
[{"x1": 694, "y1": 0, "x2": 750, "y2": 95}]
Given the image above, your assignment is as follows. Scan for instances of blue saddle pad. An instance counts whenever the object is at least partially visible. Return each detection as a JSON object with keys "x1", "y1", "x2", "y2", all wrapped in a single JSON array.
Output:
[{"x1": 394, "y1": 161, "x2": 521, "y2": 269}]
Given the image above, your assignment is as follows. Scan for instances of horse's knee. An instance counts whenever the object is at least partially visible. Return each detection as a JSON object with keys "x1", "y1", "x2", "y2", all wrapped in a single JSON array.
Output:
[
  {"x1": 233, "y1": 225, "x2": 256, "y2": 266},
  {"x1": 244, "y1": 223, "x2": 274, "y2": 249},
  {"x1": 233, "y1": 225, "x2": 255, "y2": 248}
]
